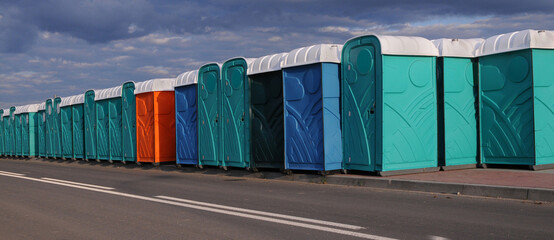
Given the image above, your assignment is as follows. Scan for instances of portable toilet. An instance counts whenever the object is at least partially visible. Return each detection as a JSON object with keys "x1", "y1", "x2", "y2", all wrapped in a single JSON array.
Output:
[
  {"x1": 9, "y1": 107, "x2": 16, "y2": 156},
  {"x1": 95, "y1": 86, "x2": 124, "y2": 162},
  {"x1": 16, "y1": 104, "x2": 40, "y2": 157},
  {"x1": 477, "y1": 29, "x2": 554, "y2": 170},
  {"x1": 432, "y1": 38, "x2": 483, "y2": 170},
  {"x1": 174, "y1": 70, "x2": 199, "y2": 166},
  {"x1": 281, "y1": 44, "x2": 343, "y2": 173},
  {"x1": 37, "y1": 102, "x2": 47, "y2": 158},
  {"x1": 222, "y1": 58, "x2": 255, "y2": 169},
  {"x1": 135, "y1": 78, "x2": 176, "y2": 164},
  {"x1": 0, "y1": 109, "x2": 3, "y2": 155},
  {"x1": 52, "y1": 97, "x2": 62, "y2": 158},
  {"x1": 196, "y1": 63, "x2": 222, "y2": 167},
  {"x1": 13, "y1": 106, "x2": 23, "y2": 156},
  {"x1": 2, "y1": 109, "x2": 10, "y2": 156},
  {"x1": 341, "y1": 35, "x2": 439, "y2": 175},
  {"x1": 59, "y1": 96, "x2": 74, "y2": 159},
  {"x1": 84, "y1": 90, "x2": 98, "y2": 160},
  {"x1": 71, "y1": 94, "x2": 86, "y2": 160},
  {"x1": 121, "y1": 81, "x2": 137, "y2": 163},
  {"x1": 247, "y1": 53, "x2": 289, "y2": 169}
]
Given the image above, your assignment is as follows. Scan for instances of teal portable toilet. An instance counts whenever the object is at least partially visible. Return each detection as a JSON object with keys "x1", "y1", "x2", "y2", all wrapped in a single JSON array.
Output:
[
  {"x1": 174, "y1": 70, "x2": 199, "y2": 166},
  {"x1": 15, "y1": 104, "x2": 40, "y2": 157},
  {"x1": 52, "y1": 97, "x2": 62, "y2": 158},
  {"x1": 341, "y1": 35, "x2": 440, "y2": 175},
  {"x1": 95, "y1": 86, "x2": 124, "y2": 162},
  {"x1": 14, "y1": 106, "x2": 22, "y2": 156},
  {"x1": 121, "y1": 81, "x2": 136, "y2": 163},
  {"x1": 59, "y1": 96, "x2": 74, "y2": 159},
  {"x1": 84, "y1": 90, "x2": 97, "y2": 160},
  {"x1": 71, "y1": 94, "x2": 86, "y2": 160},
  {"x1": 477, "y1": 29, "x2": 554, "y2": 170},
  {"x1": 45, "y1": 99, "x2": 55, "y2": 158},
  {"x1": 37, "y1": 102, "x2": 47, "y2": 158},
  {"x1": 9, "y1": 107, "x2": 15, "y2": 156},
  {"x1": 221, "y1": 58, "x2": 254, "y2": 169},
  {"x1": 0, "y1": 109, "x2": 3, "y2": 155},
  {"x1": 2, "y1": 109, "x2": 10, "y2": 156},
  {"x1": 198, "y1": 63, "x2": 222, "y2": 167},
  {"x1": 432, "y1": 38, "x2": 483, "y2": 170},
  {"x1": 247, "y1": 52, "x2": 289, "y2": 169},
  {"x1": 281, "y1": 44, "x2": 343, "y2": 172}
]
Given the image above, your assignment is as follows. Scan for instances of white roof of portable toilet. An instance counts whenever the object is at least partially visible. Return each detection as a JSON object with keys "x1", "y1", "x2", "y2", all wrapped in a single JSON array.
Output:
[
  {"x1": 95, "y1": 86, "x2": 123, "y2": 100},
  {"x1": 348, "y1": 35, "x2": 439, "y2": 56},
  {"x1": 175, "y1": 70, "x2": 199, "y2": 87},
  {"x1": 2, "y1": 109, "x2": 9, "y2": 117},
  {"x1": 134, "y1": 78, "x2": 175, "y2": 94},
  {"x1": 59, "y1": 94, "x2": 85, "y2": 107},
  {"x1": 37, "y1": 102, "x2": 46, "y2": 111},
  {"x1": 281, "y1": 44, "x2": 343, "y2": 68},
  {"x1": 477, "y1": 29, "x2": 554, "y2": 57},
  {"x1": 14, "y1": 104, "x2": 40, "y2": 114},
  {"x1": 432, "y1": 38, "x2": 484, "y2": 58},
  {"x1": 247, "y1": 52, "x2": 288, "y2": 75}
]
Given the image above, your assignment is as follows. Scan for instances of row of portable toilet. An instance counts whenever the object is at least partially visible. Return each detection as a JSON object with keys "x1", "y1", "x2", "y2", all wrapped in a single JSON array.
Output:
[{"x1": 2, "y1": 29, "x2": 553, "y2": 174}]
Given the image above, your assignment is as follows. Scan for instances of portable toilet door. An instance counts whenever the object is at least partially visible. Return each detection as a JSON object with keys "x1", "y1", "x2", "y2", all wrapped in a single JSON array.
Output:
[
  {"x1": 18, "y1": 104, "x2": 39, "y2": 157},
  {"x1": 84, "y1": 90, "x2": 97, "y2": 160},
  {"x1": 52, "y1": 97, "x2": 62, "y2": 158},
  {"x1": 9, "y1": 106, "x2": 16, "y2": 156},
  {"x1": 70, "y1": 94, "x2": 86, "y2": 159},
  {"x1": 247, "y1": 53, "x2": 288, "y2": 169},
  {"x1": 280, "y1": 44, "x2": 343, "y2": 172},
  {"x1": 37, "y1": 103, "x2": 47, "y2": 157},
  {"x1": 342, "y1": 35, "x2": 439, "y2": 175},
  {"x1": 122, "y1": 81, "x2": 136, "y2": 163},
  {"x1": 477, "y1": 30, "x2": 554, "y2": 169},
  {"x1": 174, "y1": 71, "x2": 199, "y2": 165},
  {"x1": 3, "y1": 110, "x2": 10, "y2": 156},
  {"x1": 59, "y1": 96, "x2": 74, "y2": 159},
  {"x1": 432, "y1": 38, "x2": 483, "y2": 170},
  {"x1": 198, "y1": 63, "x2": 222, "y2": 167},
  {"x1": 222, "y1": 58, "x2": 254, "y2": 169},
  {"x1": 96, "y1": 85, "x2": 124, "y2": 162},
  {"x1": 0, "y1": 109, "x2": 3, "y2": 155},
  {"x1": 135, "y1": 78, "x2": 176, "y2": 164},
  {"x1": 45, "y1": 99, "x2": 54, "y2": 158}
]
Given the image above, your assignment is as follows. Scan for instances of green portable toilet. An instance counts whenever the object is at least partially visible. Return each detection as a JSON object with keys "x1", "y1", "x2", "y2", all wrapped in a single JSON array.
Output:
[
  {"x1": 221, "y1": 58, "x2": 254, "y2": 169},
  {"x1": 84, "y1": 90, "x2": 97, "y2": 160},
  {"x1": 51, "y1": 97, "x2": 63, "y2": 158},
  {"x1": 247, "y1": 52, "x2": 289, "y2": 169},
  {"x1": 45, "y1": 99, "x2": 55, "y2": 158},
  {"x1": 15, "y1": 104, "x2": 40, "y2": 157},
  {"x1": 341, "y1": 35, "x2": 440, "y2": 175},
  {"x1": 14, "y1": 106, "x2": 23, "y2": 156},
  {"x1": 59, "y1": 96, "x2": 74, "y2": 159},
  {"x1": 477, "y1": 29, "x2": 554, "y2": 170},
  {"x1": 198, "y1": 63, "x2": 223, "y2": 167},
  {"x1": 0, "y1": 109, "x2": 3, "y2": 155},
  {"x1": 95, "y1": 86, "x2": 124, "y2": 162},
  {"x1": 9, "y1": 107, "x2": 15, "y2": 156},
  {"x1": 59, "y1": 94, "x2": 86, "y2": 160},
  {"x1": 121, "y1": 81, "x2": 136, "y2": 163},
  {"x1": 432, "y1": 38, "x2": 483, "y2": 170},
  {"x1": 3, "y1": 109, "x2": 11, "y2": 156},
  {"x1": 37, "y1": 102, "x2": 47, "y2": 158}
]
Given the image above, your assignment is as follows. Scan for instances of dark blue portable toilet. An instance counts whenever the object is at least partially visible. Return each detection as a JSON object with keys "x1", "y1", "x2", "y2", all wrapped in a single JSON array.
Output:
[
  {"x1": 174, "y1": 70, "x2": 199, "y2": 166},
  {"x1": 281, "y1": 44, "x2": 343, "y2": 173},
  {"x1": 247, "y1": 53, "x2": 289, "y2": 169}
]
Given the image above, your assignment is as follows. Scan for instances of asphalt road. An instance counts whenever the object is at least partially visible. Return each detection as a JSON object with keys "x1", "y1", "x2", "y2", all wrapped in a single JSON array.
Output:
[{"x1": 0, "y1": 158, "x2": 552, "y2": 240}]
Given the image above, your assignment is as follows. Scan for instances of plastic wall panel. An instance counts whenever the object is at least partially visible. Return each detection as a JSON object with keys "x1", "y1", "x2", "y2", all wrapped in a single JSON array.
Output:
[
  {"x1": 122, "y1": 82, "x2": 136, "y2": 162},
  {"x1": 175, "y1": 85, "x2": 198, "y2": 165},
  {"x1": 198, "y1": 64, "x2": 221, "y2": 166},
  {"x1": 52, "y1": 98, "x2": 62, "y2": 158},
  {"x1": 84, "y1": 91, "x2": 97, "y2": 160},
  {"x1": 136, "y1": 92, "x2": 155, "y2": 162},
  {"x1": 109, "y1": 98, "x2": 123, "y2": 161},
  {"x1": 96, "y1": 99, "x2": 110, "y2": 160},
  {"x1": 154, "y1": 91, "x2": 175, "y2": 162},
  {"x1": 532, "y1": 49, "x2": 554, "y2": 165},
  {"x1": 72, "y1": 105, "x2": 85, "y2": 159},
  {"x1": 15, "y1": 115, "x2": 22, "y2": 156},
  {"x1": 45, "y1": 100, "x2": 53, "y2": 158},
  {"x1": 61, "y1": 107, "x2": 73, "y2": 158},
  {"x1": 38, "y1": 111, "x2": 46, "y2": 157}
]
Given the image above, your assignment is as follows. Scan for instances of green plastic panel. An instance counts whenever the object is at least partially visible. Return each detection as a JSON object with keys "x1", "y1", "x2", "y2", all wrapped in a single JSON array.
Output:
[
  {"x1": 96, "y1": 99, "x2": 110, "y2": 160},
  {"x1": 109, "y1": 97, "x2": 123, "y2": 161},
  {"x1": 532, "y1": 49, "x2": 554, "y2": 165},
  {"x1": 53, "y1": 98, "x2": 62, "y2": 158},
  {"x1": 3, "y1": 116, "x2": 9, "y2": 156},
  {"x1": 15, "y1": 114, "x2": 22, "y2": 156},
  {"x1": 84, "y1": 90, "x2": 97, "y2": 160},
  {"x1": 61, "y1": 106, "x2": 73, "y2": 159},
  {"x1": 198, "y1": 64, "x2": 221, "y2": 166},
  {"x1": 38, "y1": 110, "x2": 46, "y2": 157},
  {"x1": 479, "y1": 50, "x2": 534, "y2": 165},
  {"x1": 45, "y1": 100, "x2": 53, "y2": 158},
  {"x1": 72, "y1": 104, "x2": 85, "y2": 159},
  {"x1": 0, "y1": 110, "x2": 3, "y2": 155},
  {"x1": 21, "y1": 114, "x2": 29, "y2": 156},
  {"x1": 122, "y1": 82, "x2": 136, "y2": 162},
  {"x1": 221, "y1": 59, "x2": 251, "y2": 168}
]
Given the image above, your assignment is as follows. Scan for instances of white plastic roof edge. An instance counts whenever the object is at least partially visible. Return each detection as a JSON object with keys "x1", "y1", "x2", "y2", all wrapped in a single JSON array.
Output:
[
  {"x1": 59, "y1": 94, "x2": 85, "y2": 107},
  {"x1": 247, "y1": 52, "x2": 289, "y2": 75},
  {"x1": 346, "y1": 35, "x2": 439, "y2": 56},
  {"x1": 14, "y1": 104, "x2": 40, "y2": 114},
  {"x1": 432, "y1": 38, "x2": 484, "y2": 58},
  {"x1": 95, "y1": 86, "x2": 123, "y2": 100},
  {"x1": 3, "y1": 109, "x2": 11, "y2": 117},
  {"x1": 174, "y1": 70, "x2": 199, "y2": 87},
  {"x1": 476, "y1": 29, "x2": 554, "y2": 57},
  {"x1": 134, "y1": 78, "x2": 176, "y2": 94},
  {"x1": 281, "y1": 44, "x2": 343, "y2": 68},
  {"x1": 37, "y1": 102, "x2": 47, "y2": 111}
]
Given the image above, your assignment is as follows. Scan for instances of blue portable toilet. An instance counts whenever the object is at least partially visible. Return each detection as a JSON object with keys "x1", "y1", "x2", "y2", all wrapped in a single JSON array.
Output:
[
  {"x1": 432, "y1": 38, "x2": 483, "y2": 170},
  {"x1": 174, "y1": 70, "x2": 199, "y2": 166},
  {"x1": 247, "y1": 52, "x2": 289, "y2": 169},
  {"x1": 281, "y1": 44, "x2": 343, "y2": 173},
  {"x1": 477, "y1": 29, "x2": 554, "y2": 170}
]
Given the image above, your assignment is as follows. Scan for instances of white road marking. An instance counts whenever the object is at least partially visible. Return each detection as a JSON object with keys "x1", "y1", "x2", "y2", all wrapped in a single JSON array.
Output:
[
  {"x1": 0, "y1": 171, "x2": 397, "y2": 240},
  {"x1": 41, "y1": 177, "x2": 115, "y2": 190},
  {"x1": 0, "y1": 170, "x2": 25, "y2": 176},
  {"x1": 156, "y1": 195, "x2": 364, "y2": 230}
]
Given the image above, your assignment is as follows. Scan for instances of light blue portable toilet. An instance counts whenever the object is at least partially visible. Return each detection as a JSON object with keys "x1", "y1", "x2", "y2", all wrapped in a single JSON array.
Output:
[
  {"x1": 477, "y1": 29, "x2": 554, "y2": 170},
  {"x1": 37, "y1": 102, "x2": 47, "y2": 158},
  {"x1": 174, "y1": 70, "x2": 199, "y2": 166},
  {"x1": 432, "y1": 38, "x2": 483, "y2": 170},
  {"x1": 247, "y1": 53, "x2": 289, "y2": 169},
  {"x1": 281, "y1": 44, "x2": 343, "y2": 173}
]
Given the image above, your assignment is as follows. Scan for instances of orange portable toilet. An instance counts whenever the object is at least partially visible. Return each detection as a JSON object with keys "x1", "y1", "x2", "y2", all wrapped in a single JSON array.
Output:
[{"x1": 134, "y1": 78, "x2": 176, "y2": 165}]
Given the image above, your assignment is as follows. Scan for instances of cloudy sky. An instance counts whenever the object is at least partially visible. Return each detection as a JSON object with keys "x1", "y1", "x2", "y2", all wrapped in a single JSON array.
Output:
[{"x1": 1, "y1": 0, "x2": 553, "y2": 108}]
